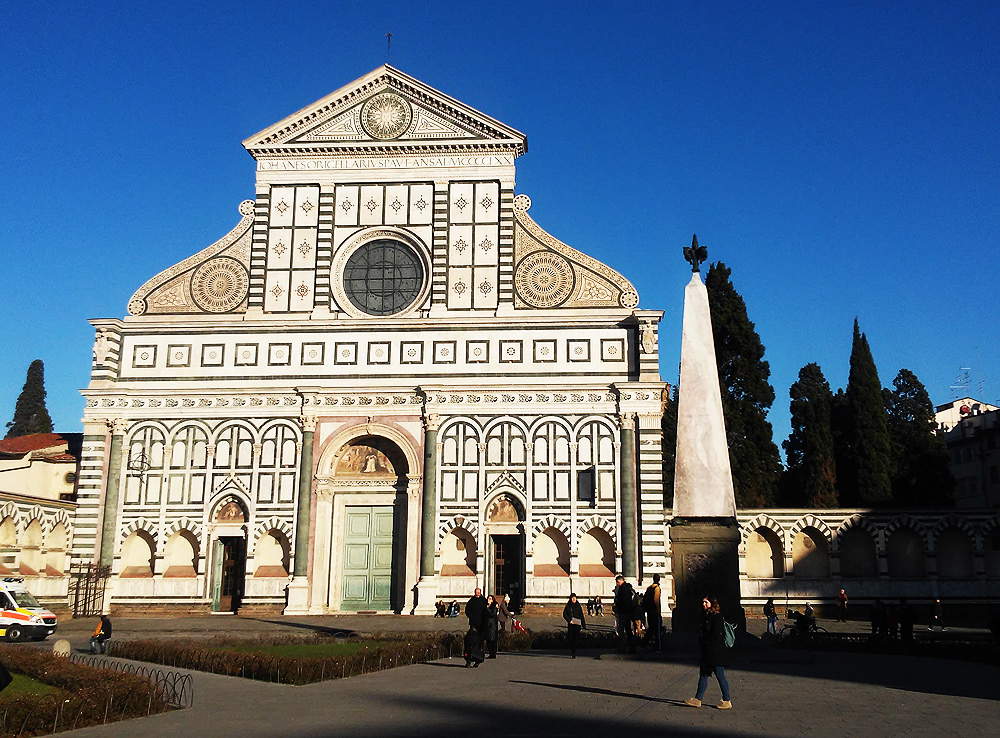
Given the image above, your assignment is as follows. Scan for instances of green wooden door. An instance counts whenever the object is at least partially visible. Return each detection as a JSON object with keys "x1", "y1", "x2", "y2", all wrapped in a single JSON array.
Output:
[{"x1": 341, "y1": 506, "x2": 394, "y2": 611}]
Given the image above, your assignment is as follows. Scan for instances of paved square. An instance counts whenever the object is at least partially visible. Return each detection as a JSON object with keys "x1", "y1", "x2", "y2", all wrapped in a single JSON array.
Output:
[{"x1": 58, "y1": 641, "x2": 998, "y2": 737}]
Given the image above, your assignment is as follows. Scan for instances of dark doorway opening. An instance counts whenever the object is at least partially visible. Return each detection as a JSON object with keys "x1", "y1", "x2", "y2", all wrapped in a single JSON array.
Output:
[
  {"x1": 491, "y1": 534, "x2": 523, "y2": 611},
  {"x1": 215, "y1": 536, "x2": 246, "y2": 613}
]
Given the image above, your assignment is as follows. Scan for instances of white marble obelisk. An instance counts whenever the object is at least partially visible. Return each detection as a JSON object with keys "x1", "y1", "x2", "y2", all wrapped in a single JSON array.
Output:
[{"x1": 672, "y1": 270, "x2": 737, "y2": 519}]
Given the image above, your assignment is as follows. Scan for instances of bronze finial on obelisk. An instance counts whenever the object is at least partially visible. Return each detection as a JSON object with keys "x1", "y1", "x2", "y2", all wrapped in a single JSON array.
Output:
[{"x1": 682, "y1": 234, "x2": 708, "y2": 273}]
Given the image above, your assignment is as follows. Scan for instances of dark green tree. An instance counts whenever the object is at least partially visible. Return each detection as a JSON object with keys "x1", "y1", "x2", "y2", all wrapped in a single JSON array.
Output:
[
  {"x1": 5, "y1": 359, "x2": 54, "y2": 438},
  {"x1": 844, "y1": 320, "x2": 893, "y2": 505},
  {"x1": 661, "y1": 384, "x2": 679, "y2": 507},
  {"x1": 705, "y1": 262, "x2": 782, "y2": 507},
  {"x1": 884, "y1": 368, "x2": 954, "y2": 505},
  {"x1": 830, "y1": 388, "x2": 853, "y2": 502},
  {"x1": 782, "y1": 363, "x2": 839, "y2": 507}
]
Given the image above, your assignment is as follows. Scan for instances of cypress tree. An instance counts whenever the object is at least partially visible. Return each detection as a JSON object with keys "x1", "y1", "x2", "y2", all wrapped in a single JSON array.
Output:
[
  {"x1": 782, "y1": 363, "x2": 839, "y2": 507},
  {"x1": 830, "y1": 388, "x2": 854, "y2": 503},
  {"x1": 884, "y1": 368, "x2": 954, "y2": 505},
  {"x1": 844, "y1": 320, "x2": 893, "y2": 505},
  {"x1": 705, "y1": 262, "x2": 782, "y2": 507},
  {"x1": 661, "y1": 384, "x2": 679, "y2": 507},
  {"x1": 5, "y1": 359, "x2": 54, "y2": 438}
]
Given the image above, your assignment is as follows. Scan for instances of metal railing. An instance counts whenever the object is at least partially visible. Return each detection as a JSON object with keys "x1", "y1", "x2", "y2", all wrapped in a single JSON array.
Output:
[{"x1": 69, "y1": 653, "x2": 194, "y2": 709}]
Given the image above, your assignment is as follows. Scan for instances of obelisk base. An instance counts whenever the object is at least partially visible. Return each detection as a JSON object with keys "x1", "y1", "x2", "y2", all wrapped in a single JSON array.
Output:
[{"x1": 668, "y1": 518, "x2": 741, "y2": 633}]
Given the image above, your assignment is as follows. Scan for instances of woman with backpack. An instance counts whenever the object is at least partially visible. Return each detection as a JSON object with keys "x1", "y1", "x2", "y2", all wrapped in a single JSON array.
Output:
[
  {"x1": 684, "y1": 596, "x2": 733, "y2": 710},
  {"x1": 763, "y1": 597, "x2": 777, "y2": 636}
]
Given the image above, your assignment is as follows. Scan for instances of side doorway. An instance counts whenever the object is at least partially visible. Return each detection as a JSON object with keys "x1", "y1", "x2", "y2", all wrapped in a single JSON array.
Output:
[
  {"x1": 211, "y1": 536, "x2": 246, "y2": 613},
  {"x1": 490, "y1": 534, "x2": 524, "y2": 611}
]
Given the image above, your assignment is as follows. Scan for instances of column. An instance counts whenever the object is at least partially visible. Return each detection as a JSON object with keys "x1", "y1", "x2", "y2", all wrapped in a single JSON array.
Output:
[
  {"x1": 293, "y1": 417, "x2": 316, "y2": 576},
  {"x1": 419, "y1": 414, "x2": 440, "y2": 576},
  {"x1": 285, "y1": 415, "x2": 315, "y2": 614},
  {"x1": 98, "y1": 418, "x2": 128, "y2": 568},
  {"x1": 414, "y1": 413, "x2": 441, "y2": 614},
  {"x1": 619, "y1": 413, "x2": 638, "y2": 579}
]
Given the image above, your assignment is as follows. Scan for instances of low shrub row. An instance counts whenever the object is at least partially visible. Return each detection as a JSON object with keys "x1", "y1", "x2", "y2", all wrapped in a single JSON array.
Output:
[
  {"x1": 110, "y1": 627, "x2": 619, "y2": 685},
  {"x1": 111, "y1": 632, "x2": 466, "y2": 685},
  {"x1": 0, "y1": 646, "x2": 169, "y2": 738}
]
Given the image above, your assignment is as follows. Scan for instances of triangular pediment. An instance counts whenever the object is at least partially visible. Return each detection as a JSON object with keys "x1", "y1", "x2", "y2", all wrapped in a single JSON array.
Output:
[{"x1": 243, "y1": 65, "x2": 526, "y2": 156}]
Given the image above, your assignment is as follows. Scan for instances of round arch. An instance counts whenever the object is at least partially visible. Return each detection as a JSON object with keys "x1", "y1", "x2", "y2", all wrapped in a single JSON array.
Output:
[{"x1": 316, "y1": 422, "x2": 420, "y2": 480}]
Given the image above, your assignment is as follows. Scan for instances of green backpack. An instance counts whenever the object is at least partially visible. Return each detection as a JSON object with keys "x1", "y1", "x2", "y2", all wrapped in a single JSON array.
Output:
[{"x1": 722, "y1": 619, "x2": 736, "y2": 648}]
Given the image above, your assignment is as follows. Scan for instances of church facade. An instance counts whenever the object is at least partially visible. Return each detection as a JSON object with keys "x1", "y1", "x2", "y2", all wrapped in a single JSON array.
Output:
[{"x1": 77, "y1": 66, "x2": 668, "y2": 615}]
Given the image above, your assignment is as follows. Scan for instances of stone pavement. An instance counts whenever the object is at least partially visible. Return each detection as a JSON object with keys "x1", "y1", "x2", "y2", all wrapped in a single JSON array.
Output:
[{"x1": 55, "y1": 637, "x2": 998, "y2": 737}]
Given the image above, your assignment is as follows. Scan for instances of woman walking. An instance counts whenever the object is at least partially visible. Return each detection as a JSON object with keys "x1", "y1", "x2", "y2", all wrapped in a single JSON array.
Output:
[
  {"x1": 685, "y1": 596, "x2": 732, "y2": 710},
  {"x1": 484, "y1": 595, "x2": 500, "y2": 659},
  {"x1": 562, "y1": 592, "x2": 586, "y2": 658}
]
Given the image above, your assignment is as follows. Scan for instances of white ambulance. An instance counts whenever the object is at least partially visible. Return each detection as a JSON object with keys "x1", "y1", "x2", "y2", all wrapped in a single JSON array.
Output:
[{"x1": 0, "y1": 577, "x2": 58, "y2": 641}]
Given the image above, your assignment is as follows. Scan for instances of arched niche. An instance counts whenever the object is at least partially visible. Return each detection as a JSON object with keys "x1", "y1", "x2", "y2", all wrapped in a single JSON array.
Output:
[
  {"x1": 936, "y1": 528, "x2": 974, "y2": 579},
  {"x1": 0, "y1": 517, "x2": 17, "y2": 575},
  {"x1": 839, "y1": 527, "x2": 878, "y2": 577},
  {"x1": 533, "y1": 527, "x2": 570, "y2": 577},
  {"x1": 887, "y1": 528, "x2": 926, "y2": 578},
  {"x1": 19, "y1": 520, "x2": 43, "y2": 575},
  {"x1": 45, "y1": 522, "x2": 69, "y2": 576},
  {"x1": 578, "y1": 528, "x2": 615, "y2": 577},
  {"x1": 254, "y1": 529, "x2": 290, "y2": 577},
  {"x1": 440, "y1": 528, "x2": 477, "y2": 576},
  {"x1": 792, "y1": 527, "x2": 830, "y2": 578},
  {"x1": 120, "y1": 531, "x2": 155, "y2": 578},
  {"x1": 163, "y1": 530, "x2": 199, "y2": 578},
  {"x1": 747, "y1": 527, "x2": 784, "y2": 578}
]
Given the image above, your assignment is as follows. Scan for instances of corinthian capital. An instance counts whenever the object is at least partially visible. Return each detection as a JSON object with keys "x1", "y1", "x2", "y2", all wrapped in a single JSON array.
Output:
[
  {"x1": 619, "y1": 412, "x2": 637, "y2": 431},
  {"x1": 424, "y1": 413, "x2": 441, "y2": 432},
  {"x1": 107, "y1": 418, "x2": 130, "y2": 436},
  {"x1": 298, "y1": 415, "x2": 318, "y2": 433}
]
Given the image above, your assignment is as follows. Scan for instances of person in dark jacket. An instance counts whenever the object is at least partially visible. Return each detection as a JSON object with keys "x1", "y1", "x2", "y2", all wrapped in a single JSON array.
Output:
[
  {"x1": 562, "y1": 593, "x2": 586, "y2": 658},
  {"x1": 643, "y1": 574, "x2": 663, "y2": 651},
  {"x1": 89, "y1": 615, "x2": 112, "y2": 654},
  {"x1": 464, "y1": 626, "x2": 485, "y2": 667},
  {"x1": 465, "y1": 588, "x2": 487, "y2": 633},
  {"x1": 763, "y1": 598, "x2": 777, "y2": 636},
  {"x1": 613, "y1": 575, "x2": 636, "y2": 653},
  {"x1": 685, "y1": 596, "x2": 732, "y2": 710},
  {"x1": 483, "y1": 595, "x2": 500, "y2": 659}
]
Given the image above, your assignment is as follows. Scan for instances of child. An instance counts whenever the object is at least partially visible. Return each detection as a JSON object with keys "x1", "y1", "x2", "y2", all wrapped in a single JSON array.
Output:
[{"x1": 464, "y1": 627, "x2": 485, "y2": 668}]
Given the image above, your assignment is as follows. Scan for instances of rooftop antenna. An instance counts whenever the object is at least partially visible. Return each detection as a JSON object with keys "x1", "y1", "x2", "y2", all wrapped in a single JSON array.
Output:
[
  {"x1": 386, "y1": 32, "x2": 393, "y2": 63},
  {"x1": 949, "y1": 367, "x2": 971, "y2": 400}
]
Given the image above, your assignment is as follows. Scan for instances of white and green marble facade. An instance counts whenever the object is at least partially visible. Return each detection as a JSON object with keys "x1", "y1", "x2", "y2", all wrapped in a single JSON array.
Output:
[{"x1": 77, "y1": 66, "x2": 667, "y2": 614}]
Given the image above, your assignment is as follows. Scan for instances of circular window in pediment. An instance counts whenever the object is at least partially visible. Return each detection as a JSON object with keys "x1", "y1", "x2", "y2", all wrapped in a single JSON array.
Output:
[
  {"x1": 343, "y1": 239, "x2": 425, "y2": 316},
  {"x1": 361, "y1": 93, "x2": 413, "y2": 140}
]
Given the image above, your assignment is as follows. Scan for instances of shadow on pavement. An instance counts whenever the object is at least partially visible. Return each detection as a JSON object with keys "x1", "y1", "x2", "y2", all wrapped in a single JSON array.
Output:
[
  {"x1": 248, "y1": 618, "x2": 357, "y2": 638},
  {"x1": 510, "y1": 679, "x2": 691, "y2": 707},
  {"x1": 295, "y1": 693, "x2": 752, "y2": 738}
]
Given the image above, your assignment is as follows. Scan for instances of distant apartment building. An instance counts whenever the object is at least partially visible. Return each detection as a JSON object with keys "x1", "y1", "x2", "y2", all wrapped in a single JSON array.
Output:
[{"x1": 938, "y1": 402, "x2": 1000, "y2": 508}]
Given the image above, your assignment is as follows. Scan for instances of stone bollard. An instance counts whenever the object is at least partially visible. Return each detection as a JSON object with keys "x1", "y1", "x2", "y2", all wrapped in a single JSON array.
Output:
[{"x1": 52, "y1": 639, "x2": 72, "y2": 658}]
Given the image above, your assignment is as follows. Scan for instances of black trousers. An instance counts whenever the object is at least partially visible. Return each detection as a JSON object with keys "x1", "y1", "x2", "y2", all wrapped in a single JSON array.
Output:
[
  {"x1": 616, "y1": 614, "x2": 634, "y2": 652},
  {"x1": 567, "y1": 623, "x2": 581, "y2": 654},
  {"x1": 646, "y1": 611, "x2": 662, "y2": 650}
]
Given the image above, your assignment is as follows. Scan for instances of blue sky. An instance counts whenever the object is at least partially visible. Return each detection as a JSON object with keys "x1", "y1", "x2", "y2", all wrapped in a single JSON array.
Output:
[{"x1": 2, "y1": 1, "x2": 998, "y2": 450}]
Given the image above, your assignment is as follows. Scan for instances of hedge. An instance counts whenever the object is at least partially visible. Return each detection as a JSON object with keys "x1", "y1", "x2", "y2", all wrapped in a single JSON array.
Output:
[
  {"x1": 109, "y1": 628, "x2": 619, "y2": 685},
  {"x1": 0, "y1": 646, "x2": 169, "y2": 737}
]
